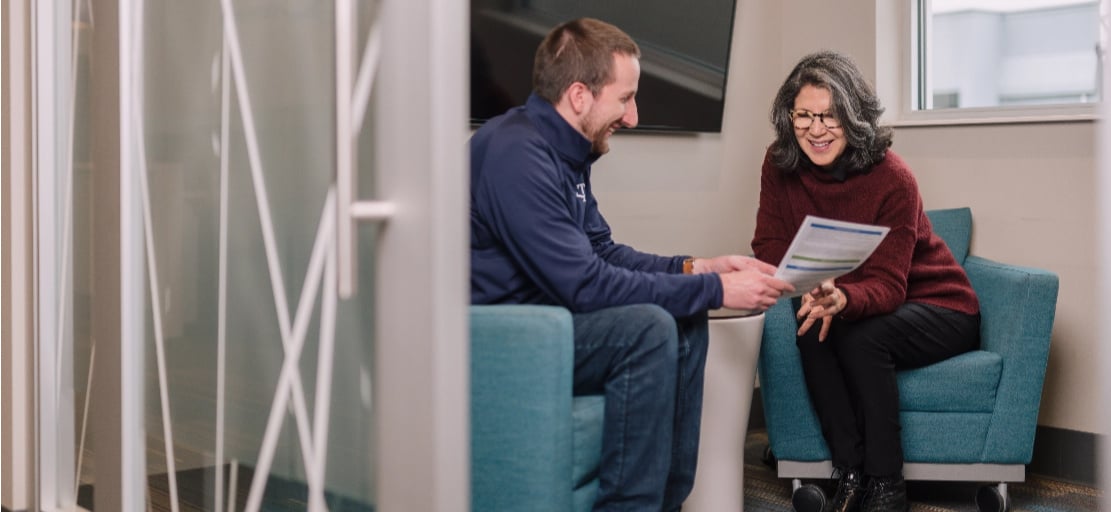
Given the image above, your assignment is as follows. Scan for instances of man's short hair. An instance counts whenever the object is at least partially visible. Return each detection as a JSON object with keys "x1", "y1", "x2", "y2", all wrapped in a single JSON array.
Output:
[{"x1": 532, "y1": 18, "x2": 641, "y2": 104}]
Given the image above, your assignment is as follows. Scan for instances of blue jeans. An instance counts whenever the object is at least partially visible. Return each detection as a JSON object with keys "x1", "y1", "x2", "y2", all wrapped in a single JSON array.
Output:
[{"x1": 572, "y1": 304, "x2": 709, "y2": 511}]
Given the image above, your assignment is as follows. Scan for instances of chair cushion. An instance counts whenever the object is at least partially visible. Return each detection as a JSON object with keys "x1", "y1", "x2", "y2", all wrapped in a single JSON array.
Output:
[
  {"x1": 901, "y1": 411, "x2": 994, "y2": 462},
  {"x1": 572, "y1": 395, "x2": 604, "y2": 511},
  {"x1": 897, "y1": 350, "x2": 1002, "y2": 413}
]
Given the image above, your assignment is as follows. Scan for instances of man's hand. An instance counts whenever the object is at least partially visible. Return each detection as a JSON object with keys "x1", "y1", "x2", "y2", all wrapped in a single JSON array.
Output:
[
  {"x1": 692, "y1": 255, "x2": 778, "y2": 276},
  {"x1": 796, "y1": 279, "x2": 846, "y2": 341},
  {"x1": 719, "y1": 270, "x2": 794, "y2": 311}
]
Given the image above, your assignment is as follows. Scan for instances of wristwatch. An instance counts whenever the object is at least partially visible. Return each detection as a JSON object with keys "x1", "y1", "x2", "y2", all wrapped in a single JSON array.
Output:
[{"x1": 683, "y1": 257, "x2": 695, "y2": 275}]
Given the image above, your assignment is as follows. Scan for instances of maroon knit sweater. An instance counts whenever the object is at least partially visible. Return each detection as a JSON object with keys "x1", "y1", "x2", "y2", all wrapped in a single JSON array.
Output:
[{"x1": 752, "y1": 149, "x2": 979, "y2": 321}]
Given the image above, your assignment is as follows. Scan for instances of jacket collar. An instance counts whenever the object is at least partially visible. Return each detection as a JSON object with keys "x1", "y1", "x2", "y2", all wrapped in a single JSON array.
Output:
[{"x1": 525, "y1": 93, "x2": 599, "y2": 169}]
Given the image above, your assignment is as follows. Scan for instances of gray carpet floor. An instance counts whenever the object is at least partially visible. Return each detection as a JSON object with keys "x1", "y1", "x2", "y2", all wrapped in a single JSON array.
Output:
[{"x1": 72, "y1": 428, "x2": 1102, "y2": 511}]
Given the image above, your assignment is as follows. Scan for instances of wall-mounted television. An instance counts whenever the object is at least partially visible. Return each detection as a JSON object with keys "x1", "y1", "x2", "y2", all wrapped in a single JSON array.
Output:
[{"x1": 470, "y1": 0, "x2": 740, "y2": 133}]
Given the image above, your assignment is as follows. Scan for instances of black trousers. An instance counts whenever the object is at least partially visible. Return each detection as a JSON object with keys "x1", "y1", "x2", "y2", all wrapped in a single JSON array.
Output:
[{"x1": 795, "y1": 301, "x2": 980, "y2": 477}]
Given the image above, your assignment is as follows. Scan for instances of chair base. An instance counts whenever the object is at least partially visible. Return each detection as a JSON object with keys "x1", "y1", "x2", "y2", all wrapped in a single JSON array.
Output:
[
  {"x1": 781, "y1": 461, "x2": 1021, "y2": 511},
  {"x1": 778, "y1": 460, "x2": 1024, "y2": 483}
]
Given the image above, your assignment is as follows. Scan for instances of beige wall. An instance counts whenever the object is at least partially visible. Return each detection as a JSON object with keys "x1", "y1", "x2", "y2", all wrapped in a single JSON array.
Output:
[{"x1": 594, "y1": 1, "x2": 1101, "y2": 434}]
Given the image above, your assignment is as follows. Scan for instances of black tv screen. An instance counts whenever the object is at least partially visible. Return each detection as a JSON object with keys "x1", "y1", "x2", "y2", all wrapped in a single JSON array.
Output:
[{"x1": 470, "y1": 0, "x2": 739, "y2": 133}]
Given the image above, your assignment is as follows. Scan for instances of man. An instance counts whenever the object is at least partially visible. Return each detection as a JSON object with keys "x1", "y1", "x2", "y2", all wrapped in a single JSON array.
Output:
[{"x1": 470, "y1": 18, "x2": 794, "y2": 511}]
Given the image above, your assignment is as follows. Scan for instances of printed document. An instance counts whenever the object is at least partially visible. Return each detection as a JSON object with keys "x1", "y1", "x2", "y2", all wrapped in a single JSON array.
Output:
[{"x1": 775, "y1": 216, "x2": 889, "y2": 297}]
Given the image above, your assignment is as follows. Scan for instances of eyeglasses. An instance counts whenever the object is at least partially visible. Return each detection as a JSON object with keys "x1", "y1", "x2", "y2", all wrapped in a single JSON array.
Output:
[{"x1": 790, "y1": 109, "x2": 841, "y2": 130}]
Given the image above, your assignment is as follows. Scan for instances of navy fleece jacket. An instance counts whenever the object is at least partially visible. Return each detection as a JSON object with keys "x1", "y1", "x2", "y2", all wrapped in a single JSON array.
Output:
[{"x1": 470, "y1": 94, "x2": 722, "y2": 317}]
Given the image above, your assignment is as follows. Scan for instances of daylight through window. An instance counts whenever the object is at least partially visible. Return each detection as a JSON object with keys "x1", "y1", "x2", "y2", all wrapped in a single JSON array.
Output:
[{"x1": 917, "y1": 0, "x2": 1102, "y2": 111}]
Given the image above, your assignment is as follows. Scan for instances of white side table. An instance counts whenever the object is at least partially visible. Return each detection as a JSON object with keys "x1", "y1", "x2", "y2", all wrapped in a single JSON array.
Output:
[{"x1": 685, "y1": 310, "x2": 765, "y2": 512}]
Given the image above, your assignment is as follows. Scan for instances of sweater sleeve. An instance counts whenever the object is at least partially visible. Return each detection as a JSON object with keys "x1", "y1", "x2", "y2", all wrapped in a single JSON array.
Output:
[
  {"x1": 836, "y1": 166, "x2": 919, "y2": 320},
  {"x1": 752, "y1": 153, "x2": 794, "y2": 266},
  {"x1": 475, "y1": 135, "x2": 722, "y2": 316}
]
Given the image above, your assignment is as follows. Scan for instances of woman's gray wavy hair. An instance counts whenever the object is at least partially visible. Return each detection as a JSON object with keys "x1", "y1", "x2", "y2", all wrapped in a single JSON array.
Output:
[{"x1": 769, "y1": 50, "x2": 892, "y2": 173}]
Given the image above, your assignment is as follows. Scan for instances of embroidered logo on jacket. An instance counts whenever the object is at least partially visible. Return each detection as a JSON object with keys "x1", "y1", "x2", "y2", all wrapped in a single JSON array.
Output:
[{"x1": 575, "y1": 183, "x2": 586, "y2": 203}]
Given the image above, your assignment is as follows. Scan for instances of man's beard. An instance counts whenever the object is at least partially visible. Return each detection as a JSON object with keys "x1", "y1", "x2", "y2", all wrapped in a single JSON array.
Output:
[
  {"x1": 591, "y1": 132, "x2": 610, "y2": 155},
  {"x1": 583, "y1": 115, "x2": 614, "y2": 155}
]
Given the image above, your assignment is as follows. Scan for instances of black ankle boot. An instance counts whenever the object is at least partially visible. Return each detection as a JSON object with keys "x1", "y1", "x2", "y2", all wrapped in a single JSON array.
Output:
[
  {"x1": 825, "y1": 467, "x2": 866, "y2": 512},
  {"x1": 861, "y1": 474, "x2": 909, "y2": 512}
]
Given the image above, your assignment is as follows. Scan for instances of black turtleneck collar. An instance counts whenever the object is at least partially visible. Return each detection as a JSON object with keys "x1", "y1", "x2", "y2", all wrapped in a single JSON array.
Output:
[{"x1": 821, "y1": 163, "x2": 849, "y2": 182}]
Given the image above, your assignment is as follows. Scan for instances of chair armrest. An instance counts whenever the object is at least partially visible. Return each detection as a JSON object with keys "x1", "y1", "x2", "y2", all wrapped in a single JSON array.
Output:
[
  {"x1": 756, "y1": 297, "x2": 830, "y2": 461},
  {"x1": 964, "y1": 256, "x2": 1059, "y2": 462},
  {"x1": 470, "y1": 305, "x2": 575, "y2": 512}
]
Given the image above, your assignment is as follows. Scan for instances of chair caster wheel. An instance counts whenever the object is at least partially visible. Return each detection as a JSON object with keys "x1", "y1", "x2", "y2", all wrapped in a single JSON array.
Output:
[
  {"x1": 791, "y1": 483, "x2": 827, "y2": 512},
  {"x1": 976, "y1": 484, "x2": 1008, "y2": 512}
]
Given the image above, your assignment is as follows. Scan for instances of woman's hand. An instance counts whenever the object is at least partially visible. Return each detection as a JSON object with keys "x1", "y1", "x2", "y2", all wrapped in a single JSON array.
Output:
[{"x1": 796, "y1": 279, "x2": 847, "y2": 342}]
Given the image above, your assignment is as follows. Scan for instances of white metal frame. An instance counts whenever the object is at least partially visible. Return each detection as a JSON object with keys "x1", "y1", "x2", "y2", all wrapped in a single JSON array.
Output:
[
  {"x1": 780, "y1": 460, "x2": 1024, "y2": 482},
  {"x1": 31, "y1": 0, "x2": 79, "y2": 509},
  {"x1": 3, "y1": 1, "x2": 36, "y2": 509},
  {"x1": 114, "y1": 2, "x2": 150, "y2": 509},
  {"x1": 1096, "y1": 0, "x2": 1110, "y2": 505},
  {"x1": 372, "y1": 0, "x2": 470, "y2": 509},
  {"x1": 336, "y1": 0, "x2": 395, "y2": 300}
]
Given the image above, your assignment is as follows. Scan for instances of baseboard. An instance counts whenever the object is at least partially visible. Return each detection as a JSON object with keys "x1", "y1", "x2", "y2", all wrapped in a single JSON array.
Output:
[
  {"x1": 1029, "y1": 425, "x2": 1098, "y2": 487},
  {"x1": 747, "y1": 387, "x2": 1099, "y2": 487}
]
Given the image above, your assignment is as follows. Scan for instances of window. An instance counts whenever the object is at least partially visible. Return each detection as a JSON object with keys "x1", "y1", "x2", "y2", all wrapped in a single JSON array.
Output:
[{"x1": 915, "y1": 0, "x2": 1102, "y2": 113}]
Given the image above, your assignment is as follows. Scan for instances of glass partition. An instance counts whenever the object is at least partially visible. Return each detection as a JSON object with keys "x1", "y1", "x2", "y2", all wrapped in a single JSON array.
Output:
[
  {"x1": 31, "y1": 0, "x2": 468, "y2": 509},
  {"x1": 132, "y1": 1, "x2": 377, "y2": 509}
]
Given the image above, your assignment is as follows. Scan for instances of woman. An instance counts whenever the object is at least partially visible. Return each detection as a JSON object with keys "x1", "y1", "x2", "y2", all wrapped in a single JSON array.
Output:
[{"x1": 752, "y1": 51, "x2": 981, "y2": 512}]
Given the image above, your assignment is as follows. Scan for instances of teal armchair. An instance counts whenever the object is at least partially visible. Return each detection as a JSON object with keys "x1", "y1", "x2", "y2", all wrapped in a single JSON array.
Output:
[
  {"x1": 757, "y1": 208, "x2": 1059, "y2": 512},
  {"x1": 470, "y1": 305, "x2": 604, "y2": 512}
]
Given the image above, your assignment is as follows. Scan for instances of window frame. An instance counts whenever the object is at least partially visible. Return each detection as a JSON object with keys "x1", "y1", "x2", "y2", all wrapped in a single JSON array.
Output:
[{"x1": 892, "y1": 0, "x2": 1101, "y2": 127}]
